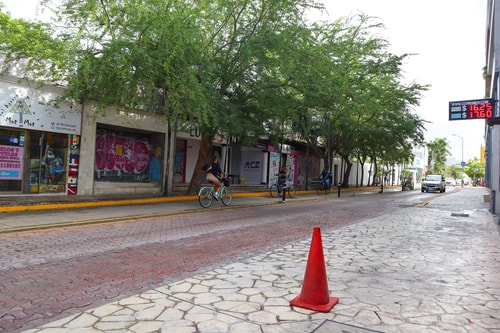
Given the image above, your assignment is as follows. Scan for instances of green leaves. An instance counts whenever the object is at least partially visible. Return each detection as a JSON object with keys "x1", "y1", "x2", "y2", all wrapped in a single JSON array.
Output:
[
  {"x1": 0, "y1": 10, "x2": 66, "y2": 79},
  {"x1": 427, "y1": 138, "x2": 451, "y2": 174},
  {"x1": 1, "y1": 0, "x2": 429, "y2": 187}
]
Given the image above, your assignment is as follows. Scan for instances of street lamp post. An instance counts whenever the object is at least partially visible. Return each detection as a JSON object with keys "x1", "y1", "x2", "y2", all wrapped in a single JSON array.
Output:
[{"x1": 453, "y1": 134, "x2": 464, "y2": 188}]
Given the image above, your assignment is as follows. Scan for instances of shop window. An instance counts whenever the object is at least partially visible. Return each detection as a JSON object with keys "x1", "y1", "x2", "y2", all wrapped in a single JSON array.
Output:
[
  {"x1": 94, "y1": 127, "x2": 155, "y2": 183},
  {"x1": 0, "y1": 129, "x2": 24, "y2": 192}
]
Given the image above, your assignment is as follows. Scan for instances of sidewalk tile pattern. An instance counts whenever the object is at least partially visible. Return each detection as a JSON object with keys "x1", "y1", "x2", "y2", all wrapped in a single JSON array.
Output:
[{"x1": 21, "y1": 205, "x2": 500, "y2": 333}]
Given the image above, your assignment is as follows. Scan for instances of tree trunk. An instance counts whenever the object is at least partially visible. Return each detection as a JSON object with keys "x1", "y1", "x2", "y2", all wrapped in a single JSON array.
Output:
[
  {"x1": 370, "y1": 156, "x2": 378, "y2": 186},
  {"x1": 341, "y1": 155, "x2": 352, "y2": 188},
  {"x1": 186, "y1": 133, "x2": 213, "y2": 195}
]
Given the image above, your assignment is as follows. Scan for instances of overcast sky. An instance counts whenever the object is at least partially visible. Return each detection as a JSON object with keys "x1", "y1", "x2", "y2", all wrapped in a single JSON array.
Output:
[
  {"x1": 312, "y1": 0, "x2": 488, "y2": 163},
  {"x1": 2, "y1": 0, "x2": 488, "y2": 162}
]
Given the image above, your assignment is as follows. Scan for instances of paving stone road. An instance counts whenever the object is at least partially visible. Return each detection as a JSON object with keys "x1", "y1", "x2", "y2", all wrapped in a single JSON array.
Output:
[{"x1": 0, "y1": 187, "x2": 498, "y2": 333}]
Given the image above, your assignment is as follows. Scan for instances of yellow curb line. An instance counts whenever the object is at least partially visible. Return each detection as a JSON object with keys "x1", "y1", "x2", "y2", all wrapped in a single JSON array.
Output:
[
  {"x1": 415, "y1": 187, "x2": 460, "y2": 207},
  {"x1": 0, "y1": 186, "x2": 399, "y2": 234},
  {"x1": 0, "y1": 186, "x2": 395, "y2": 213},
  {"x1": 0, "y1": 193, "x2": 271, "y2": 213},
  {"x1": 0, "y1": 194, "x2": 319, "y2": 234}
]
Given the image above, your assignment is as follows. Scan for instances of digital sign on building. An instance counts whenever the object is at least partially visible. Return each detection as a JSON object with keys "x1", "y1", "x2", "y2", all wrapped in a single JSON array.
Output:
[{"x1": 449, "y1": 99, "x2": 494, "y2": 120}]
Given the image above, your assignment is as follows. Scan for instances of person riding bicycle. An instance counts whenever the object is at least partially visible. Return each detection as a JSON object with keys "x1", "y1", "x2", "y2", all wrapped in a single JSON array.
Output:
[
  {"x1": 205, "y1": 156, "x2": 225, "y2": 200},
  {"x1": 319, "y1": 167, "x2": 331, "y2": 188}
]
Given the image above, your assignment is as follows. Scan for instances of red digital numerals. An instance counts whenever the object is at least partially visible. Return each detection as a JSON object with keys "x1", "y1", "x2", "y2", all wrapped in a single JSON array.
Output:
[{"x1": 468, "y1": 103, "x2": 493, "y2": 118}]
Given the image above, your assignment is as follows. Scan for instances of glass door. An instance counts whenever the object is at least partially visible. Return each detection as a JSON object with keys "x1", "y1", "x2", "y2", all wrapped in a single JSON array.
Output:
[
  {"x1": 24, "y1": 131, "x2": 43, "y2": 193},
  {"x1": 40, "y1": 133, "x2": 68, "y2": 193},
  {"x1": 24, "y1": 132, "x2": 68, "y2": 194}
]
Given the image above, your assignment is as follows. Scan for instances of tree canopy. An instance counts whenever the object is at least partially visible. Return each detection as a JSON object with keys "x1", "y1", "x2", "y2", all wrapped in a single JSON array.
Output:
[
  {"x1": 426, "y1": 138, "x2": 450, "y2": 174},
  {"x1": 0, "y1": 0, "x2": 429, "y2": 193}
]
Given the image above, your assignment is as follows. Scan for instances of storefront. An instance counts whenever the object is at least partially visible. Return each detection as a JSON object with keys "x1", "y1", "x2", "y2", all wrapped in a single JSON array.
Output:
[
  {"x1": 93, "y1": 126, "x2": 163, "y2": 184},
  {"x1": 174, "y1": 130, "x2": 239, "y2": 188},
  {"x1": 0, "y1": 76, "x2": 174, "y2": 197},
  {"x1": 174, "y1": 131, "x2": 201, "y2": 187},
  {"x1": 267, "y1": 144, "x2": 296, "y2": 187},
  {"x1": 76, "y1": 101, "x2": 172, "y2": 196},
  {"x1": 267, "y1": 143, "x2": 321, "y2": 189},
  {"x1": 0, "y1": 76, "x2": 82, "y2": 195}
]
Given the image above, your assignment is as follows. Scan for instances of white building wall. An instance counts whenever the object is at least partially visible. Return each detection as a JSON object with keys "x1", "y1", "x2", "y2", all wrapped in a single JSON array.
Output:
[{"x1": 185, "y1": 137, "x2": 201, "y2": 183}]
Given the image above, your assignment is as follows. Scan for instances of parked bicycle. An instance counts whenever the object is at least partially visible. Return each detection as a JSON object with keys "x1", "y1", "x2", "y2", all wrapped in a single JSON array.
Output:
[
  {"x1": 198, "y1": 176, "x2": 232, "y2": 208},
  {"x1": 269, "y1": 179, "x2": 296, "y2": 198}
]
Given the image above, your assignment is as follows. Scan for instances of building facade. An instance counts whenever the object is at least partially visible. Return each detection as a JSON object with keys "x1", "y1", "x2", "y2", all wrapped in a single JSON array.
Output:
[
  {"x1": 0, "y1": 75, "x2": 82, "y2": 195},
  {"x1": 485, "y1": 0, "x2": 500, "y2": 214},
  {"x1": 1, "y1": 74, "x2": 414, "y2": 198}
]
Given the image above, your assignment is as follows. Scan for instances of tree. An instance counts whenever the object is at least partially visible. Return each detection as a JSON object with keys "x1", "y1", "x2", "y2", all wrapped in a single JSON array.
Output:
[
  {"x1": 426, "y1": 138, "x2": 450, "y2": 174},
  {"x1": 292, "y1": 15, "x2": 427, "y2": 187},
  {"x1": 1, "y1": 1, "x2": 429, "y2": 194},
  {"x1": 6, "y1": 0, "x2": 320, "y2": 194},
  {"x1": 464, "y1": 157, "x2": 484, "y2": 185},
  {"x1": 183, "y1": 0, "x2": 322, "y2": 194},
  {"x1": 0, "y1": 6, "x2": 65, "y2": 79},
  {"x1": 446, "y1": 164, "x2": 461, "y2": 180}
]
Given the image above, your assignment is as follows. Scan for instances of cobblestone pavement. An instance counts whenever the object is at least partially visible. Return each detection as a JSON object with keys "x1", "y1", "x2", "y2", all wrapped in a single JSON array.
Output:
[
  {"x1": 1, "y1": 188, "x2": 499, "y2": 333},
  {"x1": 0, "y1": 192, "x2": 394, "y2": 332}
]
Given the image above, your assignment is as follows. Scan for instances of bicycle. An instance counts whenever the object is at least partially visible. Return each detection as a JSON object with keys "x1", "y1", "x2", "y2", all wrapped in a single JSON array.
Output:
[
  {"x1": 198, "y1": 176, "x2": 232, "y2": 208},
  {"x1": 316, "y1": 180, "x2": 331, "y2": 194},
  {"x1": 269, "y1": 180, "x2": 296, "y2": 198}
]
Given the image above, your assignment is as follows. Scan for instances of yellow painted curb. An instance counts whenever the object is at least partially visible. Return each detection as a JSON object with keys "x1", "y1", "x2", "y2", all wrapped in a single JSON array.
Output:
[{"x1": 0, "y1": 186, "x2": 397, "y2": 213}]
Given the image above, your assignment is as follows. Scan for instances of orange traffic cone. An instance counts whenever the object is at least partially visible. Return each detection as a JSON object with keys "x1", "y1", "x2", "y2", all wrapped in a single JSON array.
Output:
[{"x1": 290, "y1": 226, "x2": 339, "y2": 312}]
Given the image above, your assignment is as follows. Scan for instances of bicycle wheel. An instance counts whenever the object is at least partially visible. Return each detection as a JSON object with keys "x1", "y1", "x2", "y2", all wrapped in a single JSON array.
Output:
[
  {"x1": 221, "y1": 186, "x2": 233, "y2": 205},
  {"x1": 269, "y1": 184, "x2": 279, "y2": 198},
  {"x1": 198, "y1": 187, "x2": 213, "y2": 208},
  {"x1": 288, "y1": 185, "x2": 296, "y2": 198},
  {"x1": 324, "y1": 183, "x2": 331, "y2": 194},
  {"x1": 316, "y1": 183, "x2": 323, "y2": 194}
]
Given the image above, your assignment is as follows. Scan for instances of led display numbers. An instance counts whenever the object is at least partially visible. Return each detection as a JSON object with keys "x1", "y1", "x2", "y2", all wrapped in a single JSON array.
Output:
[{"x1": 449, "y1": 99, "x2": 495, "y2": 120}]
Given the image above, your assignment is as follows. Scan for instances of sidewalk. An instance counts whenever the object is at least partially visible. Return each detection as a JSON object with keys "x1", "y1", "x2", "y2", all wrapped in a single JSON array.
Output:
[
  {"x1": 15, "y1": 187, "x2": 500, "y2": 333},
  {"x1": 0, "y1": 185, "x2": 398, "y2": 233}
]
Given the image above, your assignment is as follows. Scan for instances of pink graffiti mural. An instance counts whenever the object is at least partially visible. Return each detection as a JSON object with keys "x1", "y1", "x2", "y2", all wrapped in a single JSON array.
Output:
[{"x1": 95, "y1": 133, "x2": 150, "y2": 174}]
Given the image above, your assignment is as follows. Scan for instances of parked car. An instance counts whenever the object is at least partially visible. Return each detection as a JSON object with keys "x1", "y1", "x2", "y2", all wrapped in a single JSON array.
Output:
[
  {"x1": 421, "y1": 174, "x2": 446, "y2": 193},
  {"x1": 445, "y1": 178, "x2": 456, "y2": 186}
]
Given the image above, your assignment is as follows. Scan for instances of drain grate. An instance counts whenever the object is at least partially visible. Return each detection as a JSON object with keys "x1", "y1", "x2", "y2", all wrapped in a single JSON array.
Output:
[
  {"x1": 312, "y1": 320, "x2": 384, "y2": 333},
  {"x1": 451, "y1": 212, "x2": 470, "y2": 217}
]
